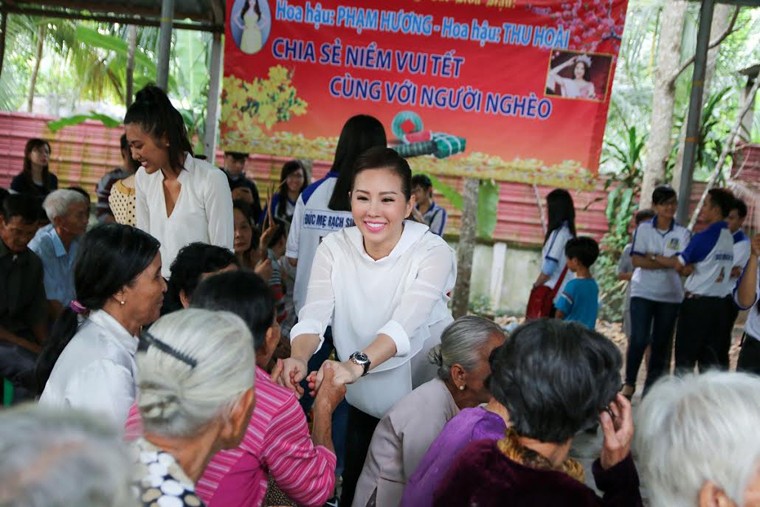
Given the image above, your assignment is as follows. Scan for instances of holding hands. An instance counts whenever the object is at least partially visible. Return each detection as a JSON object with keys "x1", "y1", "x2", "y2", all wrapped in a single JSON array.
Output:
[
  {"x1": 272, "y1": 357, "x2": 307, "y2": 398},
  {"x1": 312, "y1": 362, "x2": 347, "y2": 412},
  {"x1": 307, "y1": 359, "x2": 363, "y2": 397},
  {"x1": 273, "y1": 355, "x2": 360, "y2": 400}
]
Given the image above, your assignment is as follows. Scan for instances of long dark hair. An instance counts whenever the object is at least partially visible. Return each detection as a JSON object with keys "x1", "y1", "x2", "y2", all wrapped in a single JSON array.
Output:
[
  {"x1": 545, "y1": 188, "x2": 576, "y2": 243},
  {"x1": 21, "y1": 138, "x2": 53, "y2": 189},
  {"x1": 241, "y1": 0, "x2": 261, "y2": 22},
  {"x1": 327, "y1": 115, "x2": 387, "y2": 211},
  {"x1": 35, "y1": 224, "x2": 160, "y2": 393},
  {"x1": 277, "y1": 160, "x2": 307, "y2": 219},
  {"x1": 123, "y1": 85, "x2": 193, "y2": 174}
]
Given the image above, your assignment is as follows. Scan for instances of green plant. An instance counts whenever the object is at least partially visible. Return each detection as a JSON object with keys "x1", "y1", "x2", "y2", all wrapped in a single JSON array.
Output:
[
  {"x1": 47, "y1": 111, "x2": 121, "y2": 132},
  {"x1": 667, "y1": 86, "x2": 736, "y2": 183},
  {"x1": 596, "y1": 126, "x2": 646, "y2": 322},
  {"x1": 422, "y1": 174, "x2": 499, "y2": 240}
]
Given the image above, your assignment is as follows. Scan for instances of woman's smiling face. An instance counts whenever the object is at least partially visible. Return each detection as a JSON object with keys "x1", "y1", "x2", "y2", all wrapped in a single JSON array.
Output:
[
  {"x1": 351, "y1": 167, "x2": 414, "y2": 260},
  {"x1": 125, "y1": 123, "x2": 170, "y2": 175}
]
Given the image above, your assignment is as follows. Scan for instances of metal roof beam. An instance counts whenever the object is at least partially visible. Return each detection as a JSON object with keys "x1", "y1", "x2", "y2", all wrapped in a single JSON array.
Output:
[{"x1": 0, "y1": 4, "x2": 222, "y2": 32}]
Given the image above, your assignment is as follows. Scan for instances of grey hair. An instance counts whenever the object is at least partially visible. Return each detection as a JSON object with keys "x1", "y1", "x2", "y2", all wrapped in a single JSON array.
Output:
[
  {"x1": 42, "y1": 188, "x2": 89, "y2": 222},
  {"x1": 428, "y1": 315, "x2": 504, "y2": 380},
  {"x1": 0, "y1": 404, "x2": 134, "y2": 507},
  {"x1": 635, "y1": 371, "x2": 760, "y2": 507},
  {"x1": 136, "y1": 308, "x2": 255, "y2": 438}
]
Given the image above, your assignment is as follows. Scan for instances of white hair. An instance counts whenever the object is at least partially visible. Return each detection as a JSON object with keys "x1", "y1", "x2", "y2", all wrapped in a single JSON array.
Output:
[
  {"x1": 635, "y1": 371, "x2": 760, "y2": 506},
  {"x1": 42, "y1": 188, "x2": 88, "y2": 222},
  {"x1": 428, "y1": 315, "x2": 504, "y2": 380},
  {"x1": 0, "y1": 404, "x2": 133, "y2": 507},
  {"x1": 136, "y1": 308, "x2": 255, "y2": 438}
]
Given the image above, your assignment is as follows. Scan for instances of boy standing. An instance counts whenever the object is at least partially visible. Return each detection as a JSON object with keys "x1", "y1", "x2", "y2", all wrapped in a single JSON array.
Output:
[
  {"x1": 554, "y1": 237, "x2": 600, "y2": 330},
  {"x1": 666, "y1": 188, "x2": 736, "y2": 372}
]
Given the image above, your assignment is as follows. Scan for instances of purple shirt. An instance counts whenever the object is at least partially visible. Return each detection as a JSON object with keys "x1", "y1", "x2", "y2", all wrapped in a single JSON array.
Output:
[{"x1": 401, "y1": 406, "x2": 507, "y2": 507}]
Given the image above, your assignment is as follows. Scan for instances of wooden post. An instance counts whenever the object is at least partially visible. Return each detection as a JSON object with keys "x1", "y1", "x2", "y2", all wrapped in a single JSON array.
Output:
[{"x1": 451, "y1": 177, "x2": 479, "y2": 318}]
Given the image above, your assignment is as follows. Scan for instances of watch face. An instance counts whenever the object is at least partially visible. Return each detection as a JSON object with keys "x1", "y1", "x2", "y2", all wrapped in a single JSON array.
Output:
[{"x1": 352, "y1": 352, "x2": 369, "y2": 364}]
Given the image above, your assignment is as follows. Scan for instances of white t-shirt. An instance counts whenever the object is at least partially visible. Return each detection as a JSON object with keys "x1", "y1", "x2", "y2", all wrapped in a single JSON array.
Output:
[
  {"x1": 630, "y1": 218, "x2": 691, "y2": 303},
  {"x1": 541, "y1": 223, "x2": 575, "y2": 291},
  {"x1": 135, "y1": 155, "x2": 234, "y2": 278},
  {"x1": 286, "y1": 173, "x2": 354, "y2": 312},
  {"x1": 733, "y1": 230, "x2": 751, "y2": 275},
  {"x1": 679, "y1": 221, "x2": 735, "y2": 297},
  {"x1": 290, "y1": 221, "x2": 456, "y2": 418},
  {"x1": 39, "y1": 310, "x2": 138, "y2": 427}
]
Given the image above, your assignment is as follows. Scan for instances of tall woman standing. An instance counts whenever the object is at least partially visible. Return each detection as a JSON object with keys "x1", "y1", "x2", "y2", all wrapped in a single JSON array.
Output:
[
  {"x1": 286, "y1": 114, "x2": 387, "y2": 314},
  {"x1": 530, "y1": 189, "x2": 577, "y2": 316},
  {"x1": 278, "y1": 147, "x2": 456, "y2": 505},
  {"x1": 125, "y1": 85, "x2": 233, "y2": 278}
]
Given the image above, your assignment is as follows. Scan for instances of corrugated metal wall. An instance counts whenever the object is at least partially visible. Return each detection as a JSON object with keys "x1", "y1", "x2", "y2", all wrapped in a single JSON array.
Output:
[{"x1": 1, "y1": 111, "x2": 723, "y2": 247}]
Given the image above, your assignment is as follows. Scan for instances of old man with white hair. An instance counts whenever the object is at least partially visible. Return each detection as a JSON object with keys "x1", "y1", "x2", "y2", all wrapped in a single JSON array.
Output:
[
  {"x1": 29, "y1": 188, "x2": 89, "y2": 315},
  {"x1": 635, "y1": 371, "x2": 760, "y2": 507},
  {"x1": 0, "y1": 405, "x2": 134, "y2": 507}
]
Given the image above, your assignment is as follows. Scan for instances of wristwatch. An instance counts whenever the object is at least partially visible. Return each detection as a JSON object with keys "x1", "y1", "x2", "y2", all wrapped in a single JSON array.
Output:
[{"x1": 349, "y1": 351, "x2": 371, "y2": 377}]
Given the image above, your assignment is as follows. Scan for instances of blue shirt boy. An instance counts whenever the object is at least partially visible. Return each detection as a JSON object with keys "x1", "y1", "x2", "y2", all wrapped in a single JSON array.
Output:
[{"x1": 554, "y1": 278, "x2": 599, "y2": 330}]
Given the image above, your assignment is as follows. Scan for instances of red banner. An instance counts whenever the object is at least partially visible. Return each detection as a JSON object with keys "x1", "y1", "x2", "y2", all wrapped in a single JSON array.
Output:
[{"x1": 221, "y1": 0, "x2": 628, "y2": 187}]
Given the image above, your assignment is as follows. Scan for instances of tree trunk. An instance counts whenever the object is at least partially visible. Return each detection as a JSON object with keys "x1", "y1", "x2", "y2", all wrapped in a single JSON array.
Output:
[
  {"x1": 671, "y1": 4, "x2": 735, "y2": 193},
  {"x1": 125, "y1": 25, "x2": 137, "y2": 107},
  {"x1": 0, "y1": 13, "x2": 7, "y2": 78},
  {"x1": 26, "y1": 24, "x2": 46, "y2": 113},
  {"x1": 640, "y1": 0, "x2": 687, "y2": 209},
  {"x1": 451, "y1": 177, "x2": 479, "y2": 319}
]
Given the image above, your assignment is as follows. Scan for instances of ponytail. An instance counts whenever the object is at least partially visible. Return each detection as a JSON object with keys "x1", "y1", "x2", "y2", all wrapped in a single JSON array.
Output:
[{"x1": 124, "y1": 85, "x2": 193, "y2": 173}]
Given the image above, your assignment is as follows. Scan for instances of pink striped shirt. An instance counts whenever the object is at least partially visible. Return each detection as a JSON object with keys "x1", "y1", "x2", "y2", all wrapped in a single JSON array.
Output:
[{"x1": 125, "y1": 366, "x2": 336, "y2": 507}]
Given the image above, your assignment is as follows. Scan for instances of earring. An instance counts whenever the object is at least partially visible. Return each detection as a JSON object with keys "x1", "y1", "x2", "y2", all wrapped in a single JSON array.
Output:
[
  {"x1": 120, "y1": 300, "x2": 126, "y2": 306},
  {"x1": 459, "y1": 385, "x2": 465, "y2": 391}
]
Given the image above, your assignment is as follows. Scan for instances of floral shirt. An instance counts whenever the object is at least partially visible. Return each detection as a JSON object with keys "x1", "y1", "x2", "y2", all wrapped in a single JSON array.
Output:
[{"x1": 132, "y1": 438, "x2": 205, "y2": 507}]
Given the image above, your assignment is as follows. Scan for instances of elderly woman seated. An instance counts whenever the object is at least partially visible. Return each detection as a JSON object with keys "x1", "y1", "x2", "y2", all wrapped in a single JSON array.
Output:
[
  {"x1": 126, "y1": 271, "x2": 344, "y2": 507},
  {"x1": 132, "y1": 309, "x2": 255, "y2": 506},
  {"x1": 403, "y1": 366, "x2": 511, "y2": 505},
  {"x1": 352, "y1": 316, "x2": 506, "y2": 507},
  {"x1": 0, "y1": 405, "x2": 133, "y2": 507},
  {"x1": 433, "y1": 319, "x2": 641, "y2": 507},
  {"x1": 39, "y1": 223, "x2": 165, "y2": 426},
  {"x1": 635, "y1": 371, "x2": 760, "y2": 507}
]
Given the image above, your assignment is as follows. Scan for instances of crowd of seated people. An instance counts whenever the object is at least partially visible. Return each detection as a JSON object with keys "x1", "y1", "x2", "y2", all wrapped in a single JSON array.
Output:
[{"x1": 5, "y1": 83, "x2": 760, "y2": 507}]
